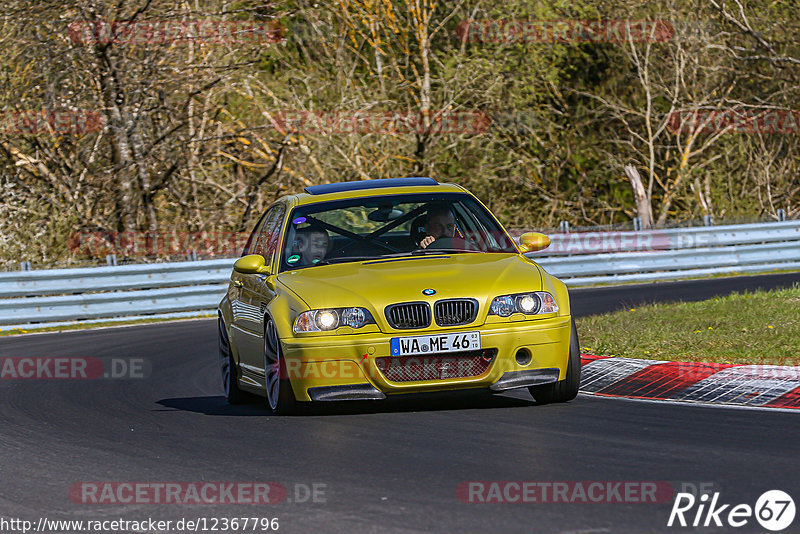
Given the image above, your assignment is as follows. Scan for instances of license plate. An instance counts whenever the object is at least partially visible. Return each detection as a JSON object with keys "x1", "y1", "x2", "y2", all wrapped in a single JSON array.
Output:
[{"x1": 390, "y1": 331, "x2": 481, "y2": 356}]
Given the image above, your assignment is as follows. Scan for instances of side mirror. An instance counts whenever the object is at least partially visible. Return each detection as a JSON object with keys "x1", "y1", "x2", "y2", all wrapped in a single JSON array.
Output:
[
  {"x1": 518, "y1": 232, "x2": 551, "y2": 253},
  {"x1": 234, "y1": 254, "x2": 271, "y2": 275}
]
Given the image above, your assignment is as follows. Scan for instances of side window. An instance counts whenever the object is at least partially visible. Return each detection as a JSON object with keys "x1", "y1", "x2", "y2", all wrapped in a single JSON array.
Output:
[
  {"x1": 242, "y1": 211, "x2": 269, "y2": 256},
  {"x1": 252, "y1": 204, "x2": 286, "y2": 269}
]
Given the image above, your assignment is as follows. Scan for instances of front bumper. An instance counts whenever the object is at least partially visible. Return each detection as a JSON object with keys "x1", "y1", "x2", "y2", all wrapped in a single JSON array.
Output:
[{"x1": 281, "y1": 315, "x2": 572, "y2": 402}]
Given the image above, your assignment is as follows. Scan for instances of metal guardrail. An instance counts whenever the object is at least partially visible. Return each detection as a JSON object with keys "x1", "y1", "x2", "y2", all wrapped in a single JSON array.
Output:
[
  {"x1": 533, "y1": 241, "x2": 800, "y2": 278},
  {"x1": 1, "y1": 221, "x2": 798, "y2": 329},
  {"x1": 0, "y1": 284, "x2": 228, "y2": 325},
  {"x1": 533, "y1": 220, "x2": 800, "y2": 254},
  {"x1": 0, "y1": 259, "x2": 232, "y2": 298}
]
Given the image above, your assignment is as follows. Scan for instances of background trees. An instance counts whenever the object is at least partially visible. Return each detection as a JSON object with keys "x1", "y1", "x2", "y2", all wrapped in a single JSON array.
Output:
[{"x1": 1, "y1": 0, "x2": 797, "y2": 266}]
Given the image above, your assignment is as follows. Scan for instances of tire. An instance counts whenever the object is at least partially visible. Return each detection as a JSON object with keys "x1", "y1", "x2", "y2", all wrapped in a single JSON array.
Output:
[
  {"x1": 219, "y1": 317, "x2": 246, "y2": 404},
  {"x1": 264, "y1": 317, "x2": 298, "y2": 415},
  {"x1": 529, "y1": 318, "x2": 581, "y2": 404}
]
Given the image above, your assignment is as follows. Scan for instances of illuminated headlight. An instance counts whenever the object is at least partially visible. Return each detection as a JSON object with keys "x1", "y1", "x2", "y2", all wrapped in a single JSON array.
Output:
[
  {"x1": 294, "y1": 307, "x2": 375, "y2": 333},
  {"x1": 489, "y1": 292, "x2": 558, "y2": 317},
  {"x1": 316, "y1": 310, "x2": 338, "y2": 329},
  {"x1": 518, "y1": 294, "x2": 537, "y2": 313}
]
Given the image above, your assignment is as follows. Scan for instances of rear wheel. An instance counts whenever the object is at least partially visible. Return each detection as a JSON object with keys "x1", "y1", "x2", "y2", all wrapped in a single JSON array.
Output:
[
  {"x1": 264, "y1": 317, "x2": 298, "y2": 415},
  {"x1": 219, "y1": 318, "x2": 245, "y2": 404},
  {"x1": 529, "y1": 318, "x2": 581, "y2": 404}
]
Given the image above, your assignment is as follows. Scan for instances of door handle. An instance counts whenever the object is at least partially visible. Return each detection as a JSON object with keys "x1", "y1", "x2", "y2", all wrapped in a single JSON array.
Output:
[{"x1": 233, "y1": 280, "x2": 243, "y2": 288}]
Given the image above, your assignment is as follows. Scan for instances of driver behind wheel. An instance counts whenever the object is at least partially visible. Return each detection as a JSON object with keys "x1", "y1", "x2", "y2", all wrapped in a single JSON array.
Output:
[
  {"x1": 292, "y1": 226, "x2": 330, "y2": 265},
  {"x1": 419, "y1": 204, "x2": 456, "y2": 249}
]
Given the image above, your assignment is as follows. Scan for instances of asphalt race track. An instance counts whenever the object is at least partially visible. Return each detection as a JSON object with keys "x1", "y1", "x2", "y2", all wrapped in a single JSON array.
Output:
[{"x1": 1, "y1": 273, "x2": 799, "y2": 533}]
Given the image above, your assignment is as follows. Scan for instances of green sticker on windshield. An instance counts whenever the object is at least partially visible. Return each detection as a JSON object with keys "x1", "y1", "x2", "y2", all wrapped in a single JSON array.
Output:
[{"x1": 287, "y1": 255, "x2": 300, "y2": 264}]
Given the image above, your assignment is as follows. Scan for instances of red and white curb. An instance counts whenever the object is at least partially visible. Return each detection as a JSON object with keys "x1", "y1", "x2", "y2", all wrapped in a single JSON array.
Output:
[{"x1": 579, "y1": 354, "x2": 800, "y2": 409}]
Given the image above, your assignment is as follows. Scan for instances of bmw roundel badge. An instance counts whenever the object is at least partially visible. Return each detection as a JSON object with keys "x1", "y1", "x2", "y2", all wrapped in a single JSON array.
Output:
[{"x1": 422, "y1": 288, "x2": 436, "y2": 296}]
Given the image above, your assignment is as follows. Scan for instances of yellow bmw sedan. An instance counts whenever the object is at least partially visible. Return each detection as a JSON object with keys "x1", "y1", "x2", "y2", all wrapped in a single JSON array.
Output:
[{"x1": 218, "y1": 177, "x2": 580, "y2": 414}]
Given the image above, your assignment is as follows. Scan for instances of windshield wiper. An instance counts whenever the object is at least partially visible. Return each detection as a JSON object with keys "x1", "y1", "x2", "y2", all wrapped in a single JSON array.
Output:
[
  {"x1": 410, "y1": 248, "x2": 481, "y2": 255},
  {"x1": 313, "y1": 256, "x2": 376, "y2": 266}
]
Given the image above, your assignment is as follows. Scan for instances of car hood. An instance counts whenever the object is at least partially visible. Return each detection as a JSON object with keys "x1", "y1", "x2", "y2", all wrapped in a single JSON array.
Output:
[{"x1": 277, "y1": 253, "x2": 543, "y2": 316}]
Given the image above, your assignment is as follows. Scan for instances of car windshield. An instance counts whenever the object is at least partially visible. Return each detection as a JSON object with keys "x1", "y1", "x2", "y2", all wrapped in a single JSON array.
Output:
[{"x1": 280, "y1": 192, "x2": 517, "y2": 271}]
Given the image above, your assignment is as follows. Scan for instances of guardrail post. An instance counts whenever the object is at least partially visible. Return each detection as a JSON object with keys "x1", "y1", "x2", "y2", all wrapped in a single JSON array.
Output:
[
  {"x1": 633, "y1": 217, "x2": 642, "y2": 231},
  {"x1": 559, "y1": 221, "x2": 570, "y2": 233},
  {"x1": 106, "y1": 254, "x2": 117, "y2": 266},
  {"x1": 19, "y1": 261, "x2": 31, "y2": 271},
  {"x1": 703, "y1": 215, "x2": 714, "y2": 226},
  {"x1": 777, "y1": 209, "x2": 786, "y2": 222}
]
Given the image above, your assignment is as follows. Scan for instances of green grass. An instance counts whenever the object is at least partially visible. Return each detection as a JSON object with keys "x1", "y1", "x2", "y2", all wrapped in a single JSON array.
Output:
[
  {"x1": 0, "y1": 314, "x2": 215, "y2": 337},
  {"x1": 575, "y1": 285, "x2": 800, "y2": 366}
]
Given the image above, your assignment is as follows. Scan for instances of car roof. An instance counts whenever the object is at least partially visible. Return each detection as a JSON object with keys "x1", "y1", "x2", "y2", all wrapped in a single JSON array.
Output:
[
  {"x1": 304, "y1": 177, "x2": 437, "y2": 195},
  {"x1": 286, "y1": 178, "x2": 467, "y2": 206}
]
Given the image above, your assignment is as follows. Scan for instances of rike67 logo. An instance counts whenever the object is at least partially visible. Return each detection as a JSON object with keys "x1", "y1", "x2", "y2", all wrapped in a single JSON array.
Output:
[{"x1": 668, "y1": 490, "x2": 795, "y2": 531}]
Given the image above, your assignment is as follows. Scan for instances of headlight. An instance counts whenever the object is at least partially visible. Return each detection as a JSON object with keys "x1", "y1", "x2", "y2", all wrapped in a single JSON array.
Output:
[
  {"x1": 316, "y1": 310, "x2": 338, "y2": 329},
  {"x1": 489, "y1": 292, "x2": 558, "y2": 317},
  {"x1": 293, "y1": 307, "x2": 375, "y2": 333}
]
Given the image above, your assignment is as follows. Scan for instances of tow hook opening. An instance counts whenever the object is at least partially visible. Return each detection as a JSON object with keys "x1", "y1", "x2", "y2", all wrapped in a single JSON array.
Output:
[{"x1": 515, "y1": 348, "x2": 532, "y2": 366}]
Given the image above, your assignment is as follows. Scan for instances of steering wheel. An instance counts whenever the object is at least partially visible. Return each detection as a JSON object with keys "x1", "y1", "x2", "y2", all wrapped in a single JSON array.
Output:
[
  {"x1": 422, "y1": 236, "x2": 482, "y2": 251},
  {"x1": 425, "y1": 237, "x2": 455, "y2": 249}
]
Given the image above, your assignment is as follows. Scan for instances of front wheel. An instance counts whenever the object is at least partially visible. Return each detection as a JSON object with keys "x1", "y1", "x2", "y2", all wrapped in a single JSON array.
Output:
[
  {"x1": 529, "y1": 318, "x2": 581, "y2": 404},
  {"x1": 264, "y1": 317, "x2": 298, "y2": 415}
]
